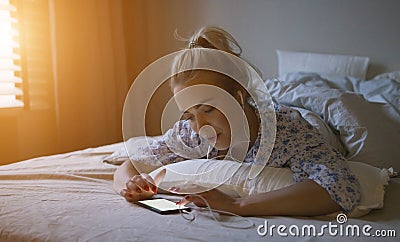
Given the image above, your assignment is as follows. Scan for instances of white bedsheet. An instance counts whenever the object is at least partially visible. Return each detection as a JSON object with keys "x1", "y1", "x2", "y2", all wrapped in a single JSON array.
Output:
[{"x1": 1, "y1": 142, "x2": 399, "y2": 241}]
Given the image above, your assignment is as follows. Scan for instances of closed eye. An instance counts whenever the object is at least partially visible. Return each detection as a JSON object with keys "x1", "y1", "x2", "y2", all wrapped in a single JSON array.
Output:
[
  {"x1": 182, "y1": 112, "x2": 194, "y2": 121},
  {"x1": 204, "y1": 106, "x2": 215, "y2": 113}
]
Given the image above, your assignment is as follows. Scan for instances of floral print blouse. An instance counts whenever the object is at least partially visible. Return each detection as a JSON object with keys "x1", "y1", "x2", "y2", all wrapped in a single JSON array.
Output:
[{"x1": 133, "y1": 103, "x2": 361, "y2": 212}]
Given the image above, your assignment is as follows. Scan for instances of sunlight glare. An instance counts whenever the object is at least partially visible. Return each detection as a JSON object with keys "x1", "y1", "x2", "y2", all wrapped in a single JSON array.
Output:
[{"x1": 0, "y1": 0, "x2": 22, "y2": 108}]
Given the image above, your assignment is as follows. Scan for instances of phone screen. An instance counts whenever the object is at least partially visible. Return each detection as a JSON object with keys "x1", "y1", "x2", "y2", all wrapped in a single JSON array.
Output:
[{"x1": 135, "y1": 198, "x2": 190, "y2": 214}]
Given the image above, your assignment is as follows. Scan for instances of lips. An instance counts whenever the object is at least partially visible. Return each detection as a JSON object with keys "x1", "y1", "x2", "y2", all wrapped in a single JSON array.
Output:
[
  {"x1": 207, "y1": 134, "x2": 220, "y2": 143},
  {"x1": 207, "y1": 136, "x2": 216, "y2": 142}
]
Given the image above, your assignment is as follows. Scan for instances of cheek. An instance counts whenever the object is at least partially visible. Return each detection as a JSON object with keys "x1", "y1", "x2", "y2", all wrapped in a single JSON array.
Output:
[{"x1": 215, "y1": 112, "x2": 230, "y2": 128}]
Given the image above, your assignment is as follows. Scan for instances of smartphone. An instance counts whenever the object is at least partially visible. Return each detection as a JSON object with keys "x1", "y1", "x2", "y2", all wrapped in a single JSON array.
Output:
[{"x1": 135, "y1": 198, "x2": 191, "y2": 215}]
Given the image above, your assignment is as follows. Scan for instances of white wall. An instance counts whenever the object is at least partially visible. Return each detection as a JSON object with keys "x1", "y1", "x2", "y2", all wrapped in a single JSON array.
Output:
[
  {"x1": 127, "y1": 0, "x2": 400, "y2": 136},
  {"x1": 146, "y1": 0, "x2": 400, "y2": 79}
]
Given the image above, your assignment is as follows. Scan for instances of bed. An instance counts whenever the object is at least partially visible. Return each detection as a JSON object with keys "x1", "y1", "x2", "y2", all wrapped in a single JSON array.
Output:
[{"x1": 1, "y1": 51, "x2": 399, "y2": 241}]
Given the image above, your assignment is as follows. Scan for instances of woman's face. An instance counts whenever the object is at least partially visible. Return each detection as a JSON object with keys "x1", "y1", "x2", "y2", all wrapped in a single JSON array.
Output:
[{"x1": 173, "y1": 71, "x2": 239, "y2": 150}]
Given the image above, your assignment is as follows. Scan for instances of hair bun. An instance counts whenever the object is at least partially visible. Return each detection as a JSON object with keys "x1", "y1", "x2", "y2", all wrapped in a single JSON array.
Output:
[{"x1": 175, "y1": 26, "x2": 242, "y2": 57}]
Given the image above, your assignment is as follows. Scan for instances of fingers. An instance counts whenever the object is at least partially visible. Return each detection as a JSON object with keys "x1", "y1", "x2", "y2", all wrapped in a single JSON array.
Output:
[
  {"x1": 121, "y1": 173, "x2": 159, "y2": 202},
  {"x1": 170, "y1": 184, "x2": 209, "y2": 207},
  {"x1": 168, "y1": 184, "x2": 206, "y2": 194},
  {"x1": 171, "y1": 185, "x2": 214, "y2": 208},
  {"x1": 176, "y1": 195, "x2": 207, "y2": 207},
  {"x1": 126, "y1": 174, "x2": 157, "y2": 194},
  {"x1": 140, "y1": 173, "x2": 158, "y2": 194},
  {"x1": 120, "y1": 188, "x2": 152, "y2": 202},
  {"x1": 120, "y1": 188, "x2": 135, "y2": 202}
]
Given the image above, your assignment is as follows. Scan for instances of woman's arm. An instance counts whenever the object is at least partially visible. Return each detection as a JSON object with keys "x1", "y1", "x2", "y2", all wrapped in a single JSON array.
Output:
[
  {"x1": 180, "y1": 179, "x2": 341, "y2": 216},
  {"x1": 113, "y1": 160, "x2": 165, "y2": 202},
  {"x1": 113, "y1": 160, "x2": 139, "y2": 194},
  {"x1": 237, "y1": 179, "x2": 341, "y2": 216}
]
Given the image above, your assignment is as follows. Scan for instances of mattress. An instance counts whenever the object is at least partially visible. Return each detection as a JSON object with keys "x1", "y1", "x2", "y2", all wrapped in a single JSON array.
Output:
[
  {"x1": 0, "y1": 142, "x2": 398, "y2": 242},
  {"x1": 1, "y1": 72, "x2": 399, "y2": 241}
]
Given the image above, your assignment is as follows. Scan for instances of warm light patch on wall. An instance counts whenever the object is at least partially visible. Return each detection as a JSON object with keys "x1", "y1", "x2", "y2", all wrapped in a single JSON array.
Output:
[{"x1": 0, "y1": 0, "x2": 23, "y2": 108}]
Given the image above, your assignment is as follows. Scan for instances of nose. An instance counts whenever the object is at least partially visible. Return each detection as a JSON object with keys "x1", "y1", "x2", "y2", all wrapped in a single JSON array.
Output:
[{"x1": 193, "y1": 114, "x2": 209, "y2": 133}]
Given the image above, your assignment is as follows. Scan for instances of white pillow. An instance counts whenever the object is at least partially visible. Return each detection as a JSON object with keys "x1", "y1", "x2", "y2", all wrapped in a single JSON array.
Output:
[
  {"x1": 358, "y1": 76, "x2": 400, "y2": 133},
  {"x1": 277, "y1": 50, "x2": 369, "y2": 79},
  {"x1": 149, "y1": 159, "x2": 389, "y2": 218},
  {"x1": 373, "y1": 70, "x2": 400, "y2": 81},
  {"x1": 150, "y1": 159, "x2": 294, "y2": 199}
]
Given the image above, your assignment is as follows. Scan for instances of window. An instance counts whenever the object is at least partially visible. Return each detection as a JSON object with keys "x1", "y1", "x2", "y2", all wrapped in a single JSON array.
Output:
[
  {"x1": 0, "y1": 0, "x2": 54, "y2": 110},
  {"x1": 0, "y1": 0, "x2": 23, "y2": 108}
]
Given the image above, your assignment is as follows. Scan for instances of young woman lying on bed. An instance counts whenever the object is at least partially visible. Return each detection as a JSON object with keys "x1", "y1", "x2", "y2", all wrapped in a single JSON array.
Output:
[{"x1": 113, "y1": 26, "x2": 360, "y2": 217}]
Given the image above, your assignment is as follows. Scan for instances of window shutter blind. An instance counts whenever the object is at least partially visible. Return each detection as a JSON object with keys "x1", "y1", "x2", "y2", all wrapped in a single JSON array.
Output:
[
  {"x1": 0, "y1": 0, "x2": 24, "y2": 108},
  {"x1": 15, "y1": 0, "x2": 54, "y2": 110}
]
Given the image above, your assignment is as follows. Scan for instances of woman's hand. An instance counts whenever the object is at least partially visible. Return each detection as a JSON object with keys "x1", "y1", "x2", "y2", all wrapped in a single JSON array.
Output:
[
  {"x1": 170, "y1": 184, "x2": 242, "y2": 214},
  {"x1": 120, "y1": 169, "x2": 166, "y2": 202}
]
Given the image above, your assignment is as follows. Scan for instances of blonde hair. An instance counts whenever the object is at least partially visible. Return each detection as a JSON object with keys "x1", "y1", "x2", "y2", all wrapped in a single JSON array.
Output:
[
  {"x1": 175, "y1": 26, "x2": 242, "y2": 57},
  {"x1": 171, "y1": 26, "x2": 261, "y2": 95}
]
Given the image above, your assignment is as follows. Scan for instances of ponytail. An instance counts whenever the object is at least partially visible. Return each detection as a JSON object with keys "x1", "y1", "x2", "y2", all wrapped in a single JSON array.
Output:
[
  {"x1": 171, "y1": 26, "x2": 262, "y2": 91},
  {"x1": 174, "y1": 26, "x2": 242, "y2": 57}
]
